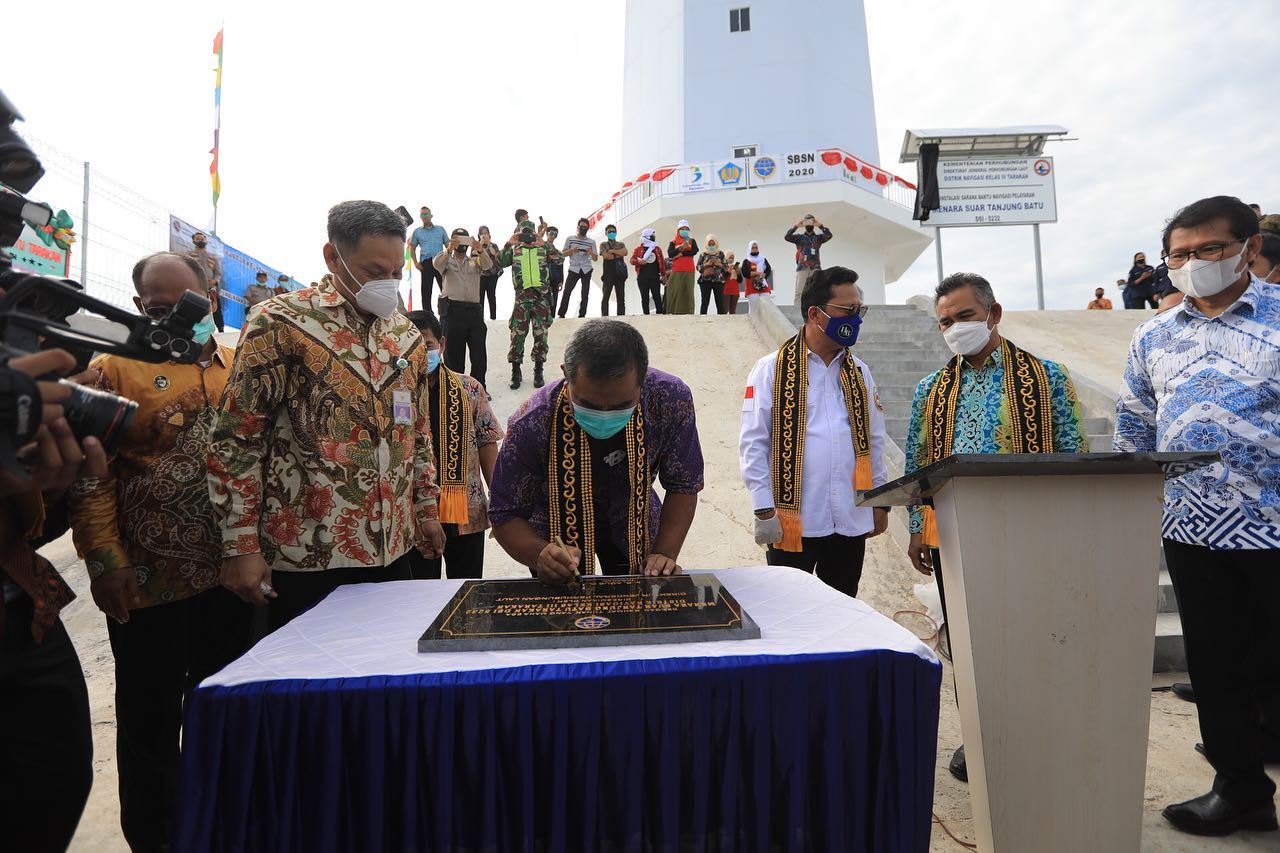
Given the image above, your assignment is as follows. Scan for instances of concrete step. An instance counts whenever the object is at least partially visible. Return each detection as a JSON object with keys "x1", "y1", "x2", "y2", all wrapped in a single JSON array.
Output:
[
  {"x1": 1155, "y1": 612, "x2": 1187, "y2": 673},
  {"x1": 869, "y1": 370, "x2": 937, "y2": 390},
  {"x1": 1157, "y1": 570, "x2": 1179, "y2": 614},
  {"x1": 1082, "y1": 417, "x2": 1111, "y2": 434},
  {"x1": 1087, "y1": 434, "x2": 1114, "y2": 451}
]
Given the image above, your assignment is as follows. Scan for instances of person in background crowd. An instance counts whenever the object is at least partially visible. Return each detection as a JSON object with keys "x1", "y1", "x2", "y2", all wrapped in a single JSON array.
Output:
[
  {"x1": 502, "y1": 219, "x2": 552, "y2": 389},
  {"x1": 69, "y1": 252, "x2": 251, "y2": 852},
  {"x1": 1123, "y1": 251, "x2": 1156, "y2": 309},
  {"x1": 490, "y1": 320, "x2": 704, "y2": 581},
  {"x1": 697, "y1": 235, "x2": 727, "y2": 315},
  {"x1": 723, "y1": 250, "x2": 741, "y2": 315},
  {"x1": 188, "y1": 231, "x2": 224, "y2": 331},
  {"x1": 405, "y1": 312, "x2": 503, "y2": 579},
  {"x1": 543, "y1": 224, "x2": 564, "y2": 315},
  {"x1": 274, "y1": 273, "x2": 290, "y2": 296},
  {"x1": 476, "y1": 225, "x2": 503, "y2": 320},
  {"x1": 209, "y1": 200, "x2": 446, "y2": 633},
  {"x1": 1260, "y1": 214, "x2": 1280, "y2": 238},
  {"x1": 434, "y1": 227, "x2": 493, "y2": 389},
  {"x1": 665, "y1": 219, "x2": 698, "y2": 315},
  {"x1": 246, "y1": 269, "x2": 273, "y2": 309},
  {"x1": 785, "y1": 214, "x2": 833, "y2": 295},
  {"x1": 905, "y1": 271, "x2": 1088, "y2": 786},
  {"x1": 632, "y1": 227, "x2": 667, "y2": 315},
  {"x1": 410, "y1": 206, "x2": 448, "y2": 312},
  {"x1": 1250, "y1": 203, "x2": 1263, "y2": 220},
  {"x1": 558, "y1": 218, "x2": 598, "y2": 319},
  {"x1": 742, "y1": 240, "x2": 773, "y2": 310},
  {"x1": 599, "y1": 224, "x2": 628, "y2": 316},
  {"x1": 740, "y1": 266, "x2": 887, "y2": 599},
  {"x1": 1249, "y1": 233, "x2": 1280, "y2": 284},
  {"x1": 1115, "y1": 195, "x2": 1279, "y2": 838},
  {"x1": 1087, "y1": 287, "x2": 1113, "y2": 309}
]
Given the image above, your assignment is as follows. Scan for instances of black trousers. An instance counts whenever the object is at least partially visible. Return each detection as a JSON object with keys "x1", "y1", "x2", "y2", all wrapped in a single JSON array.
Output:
[
  {"x1": 480, "y1": 274, "x2": 499, "y2": 321},
  {"x1": 699, "y1": 281, "x2": 723, "y2": 314},
  {"x1": 559, "y1": 270, "x2": 593, "y2": 318},
  {"x1": 106, "y1": 587, "x2": 252, "y2": 852},
  {"x1": 267, "y1": 555, "x2": 413, "y2": 633},
  {"x1": 638, "y1": 277, "x2": 664, "y2": 314},
  {"x1": 547, "y1": 266, "x2": 563, "y2": 315},
  {"x1": 766, "y1": 533, "x2": 867, "y2": 598},
  {"x1": 601, "y1": 278, "x2": 626, "y2": 316},
  {"x1": 1164, "y1": 540, "x2": 1280, "y2": 806},
  {"x1": 441, "y1": 299, "x2": 487, "y2": 389},
  {"x1": 420, "y1": 263, "x2": 443, "y2": 311},
  {"x1": 0, "y1": 596, "x2": 93, "y2": 853},
  {"x1": 407, "y1": 527, "x2": 485, "y2": 580},
  {"x1": 212, "y1": 305, "x2": 225, "y2": 332}
]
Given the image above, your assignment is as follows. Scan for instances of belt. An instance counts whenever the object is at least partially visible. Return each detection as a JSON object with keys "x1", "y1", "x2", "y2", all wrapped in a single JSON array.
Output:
[{"x1": 442, "y1": 297, "x2": 482, "y2": 309}]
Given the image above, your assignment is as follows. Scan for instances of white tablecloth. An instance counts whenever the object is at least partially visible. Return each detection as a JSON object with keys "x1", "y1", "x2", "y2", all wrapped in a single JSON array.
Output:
[{"x1": 204, "y1": 565, "x2": 936, "y2": 688}]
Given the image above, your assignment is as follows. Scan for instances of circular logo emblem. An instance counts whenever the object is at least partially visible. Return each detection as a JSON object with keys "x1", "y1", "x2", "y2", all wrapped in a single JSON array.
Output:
[
  {"x1": 575, "y1": 615, "x2": 611, "y2": 630},
  {"x1": 839, "y1": 323, "x2": 854, "y2": 339},
  {"x1": 753, "y1": 156, "x2": 777, "y2": 179},
  {"x1": 154, "y1": 375, "x2": 170, "y2": 390},
  {"x1": 1034, "y1": 159, "x2": 1052, "y2": 176}
]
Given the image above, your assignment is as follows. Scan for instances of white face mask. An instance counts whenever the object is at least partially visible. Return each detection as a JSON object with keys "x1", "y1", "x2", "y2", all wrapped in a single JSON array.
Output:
[
  {"x1": 942, "y1": 317, "x2": 994, "y2": 357},
  {"x1": 1168, "y1": 246, "x2": 1250, "y2": 298},
  {"x1": 335, "y1": 248, "x2": 399, "y2": 319}
]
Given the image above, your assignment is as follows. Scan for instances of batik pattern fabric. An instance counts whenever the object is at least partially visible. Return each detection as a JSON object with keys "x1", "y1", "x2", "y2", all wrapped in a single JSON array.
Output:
[
  {"x1": 1114, "y1": 276, "x2": 1280, "y2": 549},
  {"x1": 904, "y1": 340, "x2": 1089, "y2": 538},
  {"x1": 489, "y1": 370, "x2": 705, "y2": 560},
  {"x1": 207, "y1": 274, "x2": 440, "y2": 572},
  {"x1": 69, "y1": 347, "x2": 235, "y2": 607}
]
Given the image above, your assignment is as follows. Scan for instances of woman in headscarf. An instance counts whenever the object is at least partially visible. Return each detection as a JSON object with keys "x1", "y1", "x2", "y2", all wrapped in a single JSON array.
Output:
[
  {"x1": 722, "y1": 250, "x2": 741, "y2": 315},
  {"x1": 476, "y1": 225, "x2": 503, "y2": 320},
  {"x1": 742, "y1": 240, "x2": 772, "y2": 312},
  {"x1": 665, "y1": 219, "x2": 699, "y2": 314},
  {"x1": 697, "y1": 234, "x2": 727, "y2": 315},
  {"x1": 630, "y1": 227, "x2": 667, "y2": 314}
]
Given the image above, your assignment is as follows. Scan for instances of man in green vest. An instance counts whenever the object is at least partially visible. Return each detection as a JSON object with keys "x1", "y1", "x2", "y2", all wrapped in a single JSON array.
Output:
[{"x1": 501, "y1": 219, "x2": 552, "y2": 390}]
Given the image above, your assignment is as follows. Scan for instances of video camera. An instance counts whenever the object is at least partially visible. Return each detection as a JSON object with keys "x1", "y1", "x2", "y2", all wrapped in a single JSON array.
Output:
[{"x1": 0, "y1": 89, "x2": 209, "y2": 476}]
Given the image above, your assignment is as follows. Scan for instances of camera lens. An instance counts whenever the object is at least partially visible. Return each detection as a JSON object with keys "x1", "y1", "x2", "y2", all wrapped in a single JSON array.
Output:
[{"x1": 60, "y1": 383, "x2": 138, "y2": 455}]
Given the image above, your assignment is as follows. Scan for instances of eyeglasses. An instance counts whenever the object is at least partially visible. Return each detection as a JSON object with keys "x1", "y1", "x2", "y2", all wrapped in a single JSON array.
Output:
[
  {"x1": 824, "y1": 302, "x2": 869, "y2": 319},
  {"x1": 1162, "y1": 239, "x2": 1243, "y2": 269},
  {"x1": 144, "y1": 306, "x2": 172, "y2": 319}
]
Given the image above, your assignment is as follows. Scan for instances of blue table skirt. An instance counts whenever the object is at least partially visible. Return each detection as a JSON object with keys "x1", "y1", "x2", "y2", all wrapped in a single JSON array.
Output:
[{"x1": 176, "y1": 650, "x2": 940, "y2": 852}]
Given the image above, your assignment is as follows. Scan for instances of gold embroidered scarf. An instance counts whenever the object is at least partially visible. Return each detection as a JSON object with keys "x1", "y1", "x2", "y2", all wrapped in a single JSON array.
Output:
[
  {"x1": 920, "y1": 338, "x2": 1054, "y2": 546},
  {"x1": 770, "y1": 332, "x2": 873, "y2": 553},
  {"x1": 435, "y1": 366, "x2": 472, "y2": 524},
  {"x1": 546, "y1": 384, "x2": 650, "y2": 574}
]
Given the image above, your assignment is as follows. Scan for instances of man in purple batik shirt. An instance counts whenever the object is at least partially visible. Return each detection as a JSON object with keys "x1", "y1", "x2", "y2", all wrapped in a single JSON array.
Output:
[{"x1": 490, "y1": 320, "x2": 704, "y2": 583}]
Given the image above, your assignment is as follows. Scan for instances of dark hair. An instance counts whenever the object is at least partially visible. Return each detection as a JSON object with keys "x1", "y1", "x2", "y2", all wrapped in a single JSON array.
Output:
[
  {"x1": 605, "y1": 223, "x2": 616, "y2": 232},
  {"x1": 1161, "y1": 195, "x2": 1260, "y2": 253},
  {"x1": 577, "y1": 217, "x2": 590, "y2": 227},
  {"x1": 131, "y1": 251, "x2": 208, "y2": 294},
  {"x1": 1250, "y1": 203, "x2": 1262, "y2": 212},
  {"x1": 1133, "y1": 251, "x2": 1147, "y2": 263},
  {"x1": 407, "y1": 310, "x2": 442, "y2": 340},
  {"x1": 327, "y1": 200, "x2": 406, "y2": 252},
  {"x1": 478, "y1": 224, "x2": 490, "y2": 236},
  {"x1": 801, "y1": 266, "x2": 861, "y2": 315},
  {"x1": 564, "y1": 319, "x2": 648, "y2": 383},
  {"x1": 515, "y1": 208, "x2": 529, "y2": 222},
  {"x1": 1259, "y1": 233, "x2": 1280, "y2": 267},
  {"x1": 935, "y1": 272, "x2": 995, "y2": 309}
]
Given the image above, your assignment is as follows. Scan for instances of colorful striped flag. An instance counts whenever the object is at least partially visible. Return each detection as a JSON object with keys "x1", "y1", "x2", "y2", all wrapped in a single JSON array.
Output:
[{"x1": 210, "y1": 28, "x2": 224, "y2": 214}]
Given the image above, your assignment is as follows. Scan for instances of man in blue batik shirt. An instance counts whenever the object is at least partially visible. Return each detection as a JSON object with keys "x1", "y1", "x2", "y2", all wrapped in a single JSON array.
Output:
[{"x1": 1115, "y1": 195, "x2": 1280, "y2": 839}]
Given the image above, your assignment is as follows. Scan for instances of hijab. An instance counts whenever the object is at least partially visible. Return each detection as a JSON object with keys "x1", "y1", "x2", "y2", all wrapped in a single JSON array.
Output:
[
  {"x1": 745, "y1": 240, "x2": 767, "y2": 273},
  {"x1": 704, "y1": 234, "x2": 721, "y2": 256},
  {"x1": 641, "y1": 227, "x2": 659, "y2": 261}
]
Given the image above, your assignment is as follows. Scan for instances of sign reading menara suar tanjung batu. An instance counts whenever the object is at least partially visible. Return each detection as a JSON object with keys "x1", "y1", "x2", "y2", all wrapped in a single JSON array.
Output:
[{"x1": 928, "y1": 156, "x2": 1057, "y2": 227}]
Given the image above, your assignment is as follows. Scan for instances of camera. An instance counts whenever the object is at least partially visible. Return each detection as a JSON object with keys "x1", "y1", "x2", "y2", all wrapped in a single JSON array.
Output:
[{"x1": 0, "y1": 89, "x2": 208, "y2": 476}]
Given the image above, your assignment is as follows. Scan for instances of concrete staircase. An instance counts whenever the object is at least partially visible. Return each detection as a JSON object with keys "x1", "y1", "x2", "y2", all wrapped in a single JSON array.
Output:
[{"x1": 775, "y1": 300, "x2": 1185, "y2": 673}]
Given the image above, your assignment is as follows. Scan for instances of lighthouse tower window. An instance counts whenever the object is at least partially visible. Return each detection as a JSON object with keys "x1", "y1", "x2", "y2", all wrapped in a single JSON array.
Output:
[{"x1": 729, "y1": 7, "x2": 751, "y2": 33}]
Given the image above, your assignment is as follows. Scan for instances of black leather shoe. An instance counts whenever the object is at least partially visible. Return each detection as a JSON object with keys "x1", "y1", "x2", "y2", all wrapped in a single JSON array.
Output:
[
  {"x1": 510, "y1": 365, "x2": 522, "y2": 390},
  {"x1": 948, "y1": 745, "x2": 967, "y2": 783},
  {"x1": 533, "y1": 363, "x2": 545, "y2": 388},
  {"x1": 1171, "y1": 682, "x2": 1196, "y2": 703},
  {"x1": 1163, "y1": 791, "x2": 1278, "y2": 836}
]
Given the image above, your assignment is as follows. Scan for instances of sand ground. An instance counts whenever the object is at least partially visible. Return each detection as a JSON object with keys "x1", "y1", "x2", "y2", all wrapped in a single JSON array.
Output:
[{"x1": 52, "y1": 313, "x2": 1274, "y2": 851}]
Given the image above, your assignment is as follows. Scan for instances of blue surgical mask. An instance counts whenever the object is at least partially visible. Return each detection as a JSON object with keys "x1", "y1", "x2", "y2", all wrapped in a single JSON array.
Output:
[
  {"x1": 818, "y1": 309, "x2": 861, "y2": 347},
  {"x1": 192, "y1": 313, "x2": 216, "y2": 345},
  {"x1": 572, "y1": 402, "x2": 635, "y2": 440},
  {"x1": 606, "y1": 232, "x2": 617, "y2": 240},
  {"x1": 426, "y1": 350, "x2": 442, "y2": 373}
]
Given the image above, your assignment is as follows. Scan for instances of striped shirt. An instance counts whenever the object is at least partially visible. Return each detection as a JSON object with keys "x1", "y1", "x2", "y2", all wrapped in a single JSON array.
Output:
[
  {"x1": 1114, "y1": 275, "x2": 1280, "y2": 550},
  {"x1": 562, "y1": 235, "x2": 596, "y2": 274}
]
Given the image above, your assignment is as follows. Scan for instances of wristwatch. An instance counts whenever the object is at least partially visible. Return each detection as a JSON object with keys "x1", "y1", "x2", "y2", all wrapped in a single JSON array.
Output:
[{"x1": 754, "y1": 508, "x2": 775, "y2": 519}]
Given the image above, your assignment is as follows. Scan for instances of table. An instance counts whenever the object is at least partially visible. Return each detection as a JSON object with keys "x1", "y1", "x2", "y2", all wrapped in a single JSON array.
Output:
[{"x1": 175, "y1": 566, "x2": 941, "y2": 852}]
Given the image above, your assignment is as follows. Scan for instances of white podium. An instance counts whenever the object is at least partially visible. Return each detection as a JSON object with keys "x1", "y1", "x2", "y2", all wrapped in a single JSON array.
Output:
[{"x1": 860, "y1": 453, "x2": 1216, "y2": 853}]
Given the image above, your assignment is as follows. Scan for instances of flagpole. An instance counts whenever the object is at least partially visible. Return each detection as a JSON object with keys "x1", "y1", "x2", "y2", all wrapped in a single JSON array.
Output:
[{"x1": 211, "y1": 27, "x2": 224, "y2": 236}]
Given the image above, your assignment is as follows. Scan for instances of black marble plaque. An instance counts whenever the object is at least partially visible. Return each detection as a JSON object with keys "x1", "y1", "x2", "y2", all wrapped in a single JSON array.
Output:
[{"x1": 418, "y1": 574, "x2": 760, "y2": 652}]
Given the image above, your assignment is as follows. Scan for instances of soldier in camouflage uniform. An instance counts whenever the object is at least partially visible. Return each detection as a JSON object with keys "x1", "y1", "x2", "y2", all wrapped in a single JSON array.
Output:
[{"x1": 502, "y1": 220, "x2": 551, "y2": 390}]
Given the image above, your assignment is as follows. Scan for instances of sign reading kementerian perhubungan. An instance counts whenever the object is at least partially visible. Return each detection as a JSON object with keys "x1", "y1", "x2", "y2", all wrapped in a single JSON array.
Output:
[{"x1": 928, "y1": 156, "x2": 1058, "y2": 227}]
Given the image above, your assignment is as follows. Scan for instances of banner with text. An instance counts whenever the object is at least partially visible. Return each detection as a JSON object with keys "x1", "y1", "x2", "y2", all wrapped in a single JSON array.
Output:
[
  {"x1": 927, "y1": 156, "x2": 1057, "y2": 227},
  {"x1": 169, "y1": 215, "x2": 297, "y2": 330},
  {"x1": 9, "y1": 223, "x2": 71, "y2": 277}
]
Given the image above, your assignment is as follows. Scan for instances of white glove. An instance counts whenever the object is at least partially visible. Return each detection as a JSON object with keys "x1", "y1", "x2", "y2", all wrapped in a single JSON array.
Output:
[{"x1": 754, "y1": 513, "x2": 783, "y2": 546}]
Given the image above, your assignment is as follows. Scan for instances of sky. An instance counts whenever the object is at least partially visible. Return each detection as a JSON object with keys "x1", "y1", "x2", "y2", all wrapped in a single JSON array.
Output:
[{"x1": 2, "y1": 0, "x2": 1274, "y2": 312}]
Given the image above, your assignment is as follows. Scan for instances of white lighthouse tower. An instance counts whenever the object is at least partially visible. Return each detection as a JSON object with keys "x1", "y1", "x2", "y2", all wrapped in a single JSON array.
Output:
[{"x1": 593, "y1": 0, "x2": 931, "y2": 305}]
